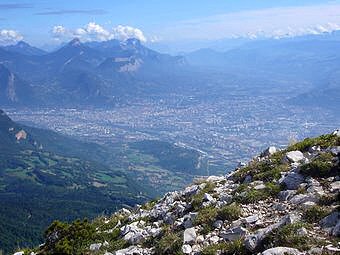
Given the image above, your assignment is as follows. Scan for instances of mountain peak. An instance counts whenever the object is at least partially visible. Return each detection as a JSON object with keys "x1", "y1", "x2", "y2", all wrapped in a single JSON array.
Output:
[
  {"x1": 0, "y1": 108, "x2": 15, "y2": 130},
  {"x1": 121, "y1": 38, "x2": 142, "y2": 49},
  {"x1": 16, "y1": 40, "x2": 32, "y2": 48},
  {"x1": 0, "y1": 108, "x2": 8, "y2": 118},
  {"x1": 2, "y1": 40, "x2": 46, "y2": 56},
  {"x1": 68, "y1": 38, "x2": 82, "y2": 47}
]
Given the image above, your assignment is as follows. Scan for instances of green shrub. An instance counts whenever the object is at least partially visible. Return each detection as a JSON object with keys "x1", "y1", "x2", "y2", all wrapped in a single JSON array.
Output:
[
  {"x1": 93, "y1": 214, "x2": 128, "y2": 232},
  {"x1": 296, "y1": 186, "x2": 307, "y2": 195},
  {"x1": 253, "y1": 164, "x2": 287, "y2": 182},
  {"x1": 265, "y1": 182, "x2": 282, "y2": 196},
  {"x1": 287, "y1": 134, "x2": 340, "y2": 152},
  {"x1": 194, "y1": 204, "x2": 241, "y2": 234},
  {"x1": 234, "y1": 182, "x2": 281, "y2": 204},
  {"x1": 217, "y1": 204, "x2": 241, "y2": 222},
  {"x1": 318, "y1": 194, "x2": 339, "y2": 206},
  {"x1": 233, "y1": 152, "x2": 289, "y2": 183},
  {"x1": 233, "y1": 134, "x2": 339, "y2": 184},
  {"x1": 155, "y1": 232, "x2": 182, "y2": 255},
  {"x1": 300, "y1": 153, "x2": 336, "y2": 178},
  {"x1": 234, "y1": 183, "x2": 248, "y2": 193},
  {"x1": 235, "y1": 189, "x2": 267, "y2": 204},
  {"x1": 194, "y1": 206, "x2": 218, "y2": 234},
  {"x1": 42, "y1": 219, "x2": 96, "y2": 255},
  {"x1": 107, "y1": 238, "x2": 128, "y2": 251},
  {"x1": 263, "y1": 222, "x2": 312, "y2": 251},
  {"x1": 190, "y1": 182, "x2": 216, "y2": 211},
  {"x1": 303, "y1": 205, "x2": 330, "y2": 223},
  {"x1": 141, "y1": 198, "x2": 159, "y2": 210},
  {"x1": 201, "y1": 239, "x2": 247, "y2": 255}
]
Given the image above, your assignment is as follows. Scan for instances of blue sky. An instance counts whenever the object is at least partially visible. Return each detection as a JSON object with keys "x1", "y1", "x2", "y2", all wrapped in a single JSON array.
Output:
[{"x1": 0, "y1": 0, "x2": 340, "y2": 50}]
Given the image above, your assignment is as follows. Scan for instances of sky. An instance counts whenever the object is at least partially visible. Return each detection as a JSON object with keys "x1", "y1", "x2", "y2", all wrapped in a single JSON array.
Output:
[{"x1": 1, "y1": 0, "x2": 340, "y2": 51}]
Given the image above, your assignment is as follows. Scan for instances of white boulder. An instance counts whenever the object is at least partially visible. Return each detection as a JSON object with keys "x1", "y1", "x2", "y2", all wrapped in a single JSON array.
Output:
[
  {"x1": 285, "y1": 151, "x2": 305, "y2": 163},
  {"x1": 182, "y1": 244, "x2": 192, "y2": 254},
  {"x1": 183, "y1": 227, "x2": 197, "y2": 244},
  {"x1": 261, "y1": 247, "x2": 301, "y2": 255}
]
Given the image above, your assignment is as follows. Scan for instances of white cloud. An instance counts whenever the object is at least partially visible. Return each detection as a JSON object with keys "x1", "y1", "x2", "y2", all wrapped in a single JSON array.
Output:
[
  {"x1": 52, "y1": 25, "x2": 67, "y2": 36},
  {"x1": 52, "y1": 23, "x2": 147, "y2": 42},
  {"x1": 156, "y1": 4, "x2": 340, "y2": 41},
  {"x1": 112, "y1": 25, "x2": 146, "y2": 42},
  {"x1": 85, "y1": 22, "x2": 113, "y2": 41},
  {"x1": 0, "y1": 29, "x2": 23, "y2": 45}
]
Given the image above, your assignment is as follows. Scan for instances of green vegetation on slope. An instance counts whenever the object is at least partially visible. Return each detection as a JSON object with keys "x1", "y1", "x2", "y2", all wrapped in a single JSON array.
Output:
[{"x1": 0, "y1": 109, "x2": 205, "y2": 254}]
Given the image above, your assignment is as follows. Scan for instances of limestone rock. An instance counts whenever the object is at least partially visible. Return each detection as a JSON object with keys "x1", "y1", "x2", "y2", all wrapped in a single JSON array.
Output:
[
  {"x1": 325, "y1": 244, "x2": 340, "y2": 253},
  {"x1": 203, "y1": 193, "x2": 215, "y2": 202},
  {"x1": 184, "y1": 185, "x2": 199, "y2": 196},
  {"x1": 196, "y1": 235, "x2": 204, "y2": 243},
  {"x1": 300, "y1": 201, "x2": 316, "y2": 209},
  {"x1": 254, "y1": 184, "x2": 266, "y2": 190},
  {"x1": 278, "y1": 190, "x2": 297, "y2": 201},
  {"x1": 209, "y1": 235, "x2": 219, "y2": 244},
  {"x1": 115, "y1": 246, "x2": 152, "y2": 255},
  {"x1": 220, "y1": 226, "x2": 248, "y2": 241},
  {"x1": 279, "y1": 172, "x2": 304, "y2": 190},
  {"x1": 262, "y1": 146, "x2": 277, "y2": 157},
  {"x1": 213, "y1": 220, "x2": 223, "y2": 229},
  {"x1": 243, "y1": 214, "x2": 259, "y2": 224},
  {"x1": 330, "y1": 181, "x2": 340, "y2": 192},
  {"x1": 332, "y1": 129, "x2": 340, "y2": 137},
  {"x1": 329, "y1": 146, "x2": 340, "y2": 156},
  {"x1": 244, "y1": 214, "x2": 299, "y2": 252},
  {"x1": 123, "y1": 231, "x2": 144, "y2": 244},
  {"x1": 89, "y1": 243, "x2": 102, "y2": 251},
  {"x1": 332, "y1": 221, "x2": 340, "y2": 237},
  {"x1": 320, "y1": 211, "x2": 340, "y2": 229},
  {"x1": 297, "y1": 227, "x2": 308, "y2": 236},
  {"x1": 290, "y1": 193, "x2": 317, "y2": 205},
  {"x1": 183, "y1": 227, "x2": 196, "y2": 244},
  {"x1": 285, "y1": 151, "x2": 305, "y2": 163},
  {"x1": 243, "y1": 175, "x2": 252, "y2": 184},
  {"x1": 261, "y1": 247, "x2": 301, "y2": 255},
  {"x1": 182, "y1": 244, "x2": 192, "y2": 254}
]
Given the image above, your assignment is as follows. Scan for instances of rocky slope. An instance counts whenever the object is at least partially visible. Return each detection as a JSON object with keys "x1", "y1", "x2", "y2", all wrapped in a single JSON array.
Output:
[{"x1": 17, "y1": 131, "x2": 340, "y2": 255}]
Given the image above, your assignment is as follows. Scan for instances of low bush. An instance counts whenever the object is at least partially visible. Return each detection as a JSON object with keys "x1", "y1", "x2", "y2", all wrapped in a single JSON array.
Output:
[
  {"x1": 194, "y1": 206, "x2": 218, "y2": 234},
  {"x1": 287, "y1": 134, "x2": 340, "y2": 152},
  {"x1": 217, "y1": 204, "x2": 242, "y2": 222},
  {"x1": 200, "y1": 239, "x2": 247, "y2": 255},
  {"x1": 233, "y1": 153, "x2": 289, "y2": 184},
  {"x1": 42, "y1": 219, "x2": 96, "y2": 255},
  {"x1": 263, "y1": 222, "x2": 312, "y2": 251},
  {"x1": 300, "y1": 152, "x2": 336, "y2": 178},
  {"x1": 141, "y1": 198, "x2": 159, "y2": 210},
  {"x1": 194, "y1": 204, "x2": 241, "y2": 235},
  {"x1": 318, "y1": 194, "x2": 339, "y2": 206},
  {"x1": 302, "y1": 205, "x2": 330, "y2": 223},
  {"x1": 155, "y1": 232, "x2": 182, "y2": 255},
  {"x1": 190, "y1": 182, "x2": 216, "y2": 211},
  {"x1": 234, "y1": 182, "x2": 281, "y2": 204}
]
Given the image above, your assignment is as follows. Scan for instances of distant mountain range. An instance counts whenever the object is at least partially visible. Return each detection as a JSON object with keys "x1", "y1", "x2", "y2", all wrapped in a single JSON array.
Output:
[
  {"x1": 185, "y1": 33, "x2": 340, "y2": 110},
  {"x1": 2, "y1": 41, "x2": 47, "y2": 56},
  {"x1": 0, "y1": 38, "x2": 186, "y2": 107},
  {"x1": 0, "y1": 32, "x2": 339, "y2": 109}
]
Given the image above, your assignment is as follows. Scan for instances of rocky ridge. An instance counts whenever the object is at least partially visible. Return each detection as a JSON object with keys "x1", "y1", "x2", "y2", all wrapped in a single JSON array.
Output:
[{"x1": 18, "y1": 131, "x2": 340, "y2": 255}]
